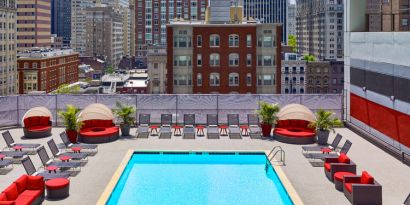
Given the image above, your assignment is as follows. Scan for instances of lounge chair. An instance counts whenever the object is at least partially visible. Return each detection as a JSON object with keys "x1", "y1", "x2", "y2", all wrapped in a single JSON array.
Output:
[
  {"x1": 343, "y1": 171, "x2": 382, "y2": 205},
  {"x1": 323, "y1": 153, "x2": 356, "y2": 182},
  {"x1": 307, "y1": 140, "x2": 352, "y2": 160},
  {"x1": 0, "y1": 150, "x2": 27, "y2": 160},
  {"x1": 404, "y1": 193, "x2": 410, "y2": 205},
  {"x1": 206, "y1": 114, "x2": 219, "y2": 139},
  {"x1": 183, "y1": 114, "x2": 195, "y2": 139},
  {"x1": 247, "y1": 114, "x2": 261, "y2": 139},
  {"x1": 47, "y1": 139, "x2": 88, "y2": 161},
  {"x1": 159, "y1": 114, "x2": 172, "y2": 139},
  {"x1": 0, "y1": 156, "x2": 13, "y2": 171},
  {"x1": 227, "y1": 114, "x2": 241, "y2": 139},
  {"x1": 136, "y1": 114, "x2": 150, "y2": 138},
  {"x1": 22, "y1": 157, "x2": 70, "y2": 180},
  {"x1": 302, "y1": 133, "x2": 343, "y2": 153},
  {"x1": 60, "y1": 132, "x2": 98, "y2": 153},
  {"x1": 37, "y1": 146, "x2": 81, "y2": 173},
  {"x1": 2, "y1": 130, "x2": 41, "y2": 153}
]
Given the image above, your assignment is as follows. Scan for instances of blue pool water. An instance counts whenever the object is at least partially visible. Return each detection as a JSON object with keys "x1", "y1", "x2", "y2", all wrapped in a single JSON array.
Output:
[{"x1": 107, "y1": 152, "x2": 294, "y2": 205}]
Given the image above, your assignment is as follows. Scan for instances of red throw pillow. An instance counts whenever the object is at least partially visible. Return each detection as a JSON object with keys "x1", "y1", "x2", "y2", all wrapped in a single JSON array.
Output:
[
  {"x1": 3, "y1": 184, "x2": 18, "y2": 201},
  {"x1": 14, "y1": 175, "x2": 28, "y2": 194},
  {"x1": 32, "y1": 117, "x2": 41, "y2": 126},
  {"x1": 360, "y1": 171, "x2": 374, "y2": 184},
  {"x1": 39, "y1": 116, "x2": 50, "y2": 126},
  {"x1": 338, "y1": 153, "x2": 350, "y2": 164},
  {"x1": 281, "y1": 120, "x2": 289, "y2": 127},
  {"x1": 26, "y1": 175, "x2": 45, "y2": 190}
]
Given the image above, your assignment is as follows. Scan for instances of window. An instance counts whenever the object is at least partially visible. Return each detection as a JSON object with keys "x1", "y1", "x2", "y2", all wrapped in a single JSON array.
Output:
[
  {"x1": 32, "y1": 63, "x2": 37, "y2": 69},
  {"x1": 229, "y1": 53, "x2": 239, "y2": 67},
  {"x1": 292, "y1": 67, "x2": 297, "y2": 73},
  {"x1": 246, "y1": 73, "x2": 252, "y2": 86},
  {"x1": 154, "y1": 63, "x2": 158, "y2": 69},
  {"x1": 197, "y1": 35, "x2": 202, "y2": 47},
  {"x1": 210, "y1": 73, "x2": 220, "y2": 86},
  {"x1": 263, "y1": 36, "x2": 273, "y2": 47},
  {"x1": 197, "y1": 73, "x2": 202, "y2": 86},
  {"x1": 332, "y1": 78, "x2": 337, "y2": 84},
  {"x1": 210, "y1": 34, "x2": 220, "y2": 47},
  {"x1": 300, "y1": 77, "x2": 305, "y2": 83},
  {"x1": 246, "y1": 54, "x2": 252, "y2": 66},
  {"x1": 210, "y1": 53, "x2": 220, "y2": 66},
  {"x1": 300, "y1": 67, "x2": 305, "y2": 73},
  {"x1": 24, "y1": 63, "x2": 28, "y2": 69},
  {"x1": 197, "y1": 54, "x2": 202, "y2": 66},
  {"x1": 229, "y1": 34, "x2": 239, "y2": 47},
  {"x1": 263, "y1": 56, "x2": 272, "y2": 66},
  {"x1": 263, "y1": 75, "x2": 273, "y2": 85},
  {"x1": 173, "y1": 55, "x2": 191, "y2": 67},
  {"x1": 246, "y1": 35, "x2": 252, "y2": 47},
  {"x1": 300, "y1": 88, "x2": 304, "y2": 93},
  {"x1": 229, "y1": 73, "x2": 239, "y2": 86}
]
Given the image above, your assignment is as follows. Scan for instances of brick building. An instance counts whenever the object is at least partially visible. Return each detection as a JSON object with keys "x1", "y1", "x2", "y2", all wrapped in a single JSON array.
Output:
[
  {"x1": 366, "y1": 0, "x2": 410, "y2": 31},
  {"x1": 166, "y1": 20, "x2": 282, "y2": 94},
  {"x1": 306, "y1": 61, "x2": 331, "y2": 94},
  {"x1": 17, "y1": 49, "x2": 79, "y2": 94}
]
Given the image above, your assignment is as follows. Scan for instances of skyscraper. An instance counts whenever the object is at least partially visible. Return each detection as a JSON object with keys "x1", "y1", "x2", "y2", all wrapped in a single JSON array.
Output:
[
  {"x1": 0, "y1": 0, "x2": 18, "y2": 95},
  {"x1": 242, "y1": 0, "x2": 288, "y2": 43},
  {"x1": 71, "y1": 0, "x2": 96, "y2": 55},
  {"x1": 366, "y1": 0, "x2": 410, "y2": 32},
  {"x1": 296, "y1": 0, "x2": 344, "y2": 61},
  {"x1": 51, "y1": 0, "x2": 71, "y2": 47},
  {"x1": 17, "y1": 0, "x2": 51, "y2": 50},
  {"x1": 287, "y1": 2, "x2": 296, "y2": 36}
]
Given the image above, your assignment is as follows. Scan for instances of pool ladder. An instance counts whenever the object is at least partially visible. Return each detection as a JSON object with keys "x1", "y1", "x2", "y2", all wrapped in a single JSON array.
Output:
[{"x1": 267, "y1": 146, "x2": 285, "y2": 166}]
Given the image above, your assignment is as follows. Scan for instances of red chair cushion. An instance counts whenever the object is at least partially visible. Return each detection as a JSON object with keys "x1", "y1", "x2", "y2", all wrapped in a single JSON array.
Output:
[
  {"x1": 324, "y1": 162, "x2": 331, "y2": 172},
  {"x1": 80, "y1": 126, "x2": 119, "y2": 137},
  {"x1": 334, "y1": 172, "x2": 355, "y2": 182},
  {"x1": 23, "y1": 118, "x2": 31, "y2": 128},
  {"x1": 27, "y1": 125, "x2": 51, "y2": 132},
  {"x1": 274, "y1": 127, "x2": 316, "y2": 138},
  {"x1": 360, "y1": 171, "x2": 374, "y2": 184},
  {"x1": 26, "y1": 175, "x2": 44, "y2": 190},
  {"x1": 45, "y1": 178, "x2": 70, "y2": 190},
  {"x1": 38, "y1": 116, "x2": 50, "y2": 126},
  {"x1": 3, "y1": 184, "x2": 18, "y2": 201},
  {"x1": 338, "y1": 153, "x2": 350, "y2": 164},
  {"x1": 15, "y1": 190, "x2": 42, "y2": 204},
  {"x1": 344, "y1": 183, "x2": 353, "y2": 193},
  {"x1": 0, "y1": 201, "x2": 15, "y2": 205},
  {"x1": 0, "y1": 193, "x2": 8, "y2": 201},
  {"x1": 14, "y1": 175, "x2": 28, "y2": 194},
  {"x1": 82, "y1": 120, "x2": 113, "y2": 128}
]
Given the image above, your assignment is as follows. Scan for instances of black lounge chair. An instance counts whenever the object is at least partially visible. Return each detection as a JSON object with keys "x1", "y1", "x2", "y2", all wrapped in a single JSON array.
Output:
[
  {"x1": 247, "y1": 114, "x2": 261, "y2": 139},
  {"x1": 302, "y1": 133, "x2": 343, "y2": 153},
  {"x1": 159, "y1": 114, "x2": 172, "y2": 139},
  {"x1": 47, "y1": 139, "x2": 88, "y2": 161},
  {"x1": 227, "y1": 114, "x2": 241, "y2": 139},
  {"x1": 37, "y1": 146, "x2": 81, "y2": 173},
  {"x1": 206, "y1": 114, "x2": 219, "y2": 139},
  {"x1": 136, "y1": 114, "x2": 150, "y2": 138},
  {"x1": 183, "y1": 114, "x2": 195, "y2": 139},
  {"x1": 60, "y1": 132, "x2": 98, "y2": 152},
  {"x1": 2, "y1": 130, "x2": 41, "y2": 153},
  {"x1": 22, "y1": 156, "x2": 70, "y2": 180},
  {"x1": 307, "y1": 140, "x2": 352, "y2": 160}
]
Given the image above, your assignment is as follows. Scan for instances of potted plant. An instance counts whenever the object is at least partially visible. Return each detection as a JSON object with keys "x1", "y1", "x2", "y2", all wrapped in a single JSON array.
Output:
[
  {"x1": 58, "y1": 105, "x2": 82, "y2": 143},
  {"x1": 112, "y1": 101, "x2": 136, "y2": 136},
  {"x1": 256, "y1": 101, "x2": 280, "y2": 137},
  {"x1": 309, "y1": 109, "x2": 343, "y2": 145}
]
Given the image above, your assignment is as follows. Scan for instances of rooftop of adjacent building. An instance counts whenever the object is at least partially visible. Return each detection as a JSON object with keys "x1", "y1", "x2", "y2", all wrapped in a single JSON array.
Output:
[{"x1": 17, "y1": 48, "x2": 78, "y2": 59}]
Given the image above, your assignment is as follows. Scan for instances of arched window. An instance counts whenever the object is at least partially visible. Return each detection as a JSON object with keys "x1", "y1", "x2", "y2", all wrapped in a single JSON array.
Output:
[
  {"x1": 197, "y1": 73, "x2": 202, "y2": 86},
  {"x1": 210, "y1": 53, "x2": 220, "y2": 66},
  {"x1": 210, "y1": 73, "x2": 220, "y2": 86},
  {"x1": 285, "y1": 88, "x2": 289, "y2": 94},
  {"x1": 229, "y1": 34, "x2": 239, "y2": 47},
  {"x1": 300, "y1": 88, "x2": 305, "y2": 93},
  {"x1": 210, "y1": 34, "x2": 220, "y2": 47},
  {"x1": 300, "y1": 77, "x2": 305, "y2": 83},
  {"x1": 229, "y1": 73, "x2": 239, "y2": 86},
  {"x1": 229, "y1": 53, "x2": 239, "y2": 67}
]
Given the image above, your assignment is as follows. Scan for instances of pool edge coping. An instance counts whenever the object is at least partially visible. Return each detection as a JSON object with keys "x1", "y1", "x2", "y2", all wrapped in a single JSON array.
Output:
[{"x1": 97, "y1": 149, "x2": 304, "y2": 205}]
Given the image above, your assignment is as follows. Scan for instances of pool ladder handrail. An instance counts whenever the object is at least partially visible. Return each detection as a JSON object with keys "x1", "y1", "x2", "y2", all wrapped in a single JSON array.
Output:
[{"x1": 267, "y1": 146, "x2": 285, "y2": 166}]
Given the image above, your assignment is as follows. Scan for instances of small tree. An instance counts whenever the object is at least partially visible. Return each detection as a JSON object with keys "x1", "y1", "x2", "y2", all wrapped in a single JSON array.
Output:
[
  {"x1": 112, "y1": 101, "x2": 136, "y2": 126},
  {"x1": 105, "y1": 65, "x2": 114, "y2": 74},
  {"x1": 303, "y1": 55, "x2": 316, "y2": 62},
  {"x1": 55, "y1": 84, "x2": 80, "y2": 94},
  {"x1": 309, "y1": 109, "x2": 343, "y2": 132},
  {"x1": 256, "y1": 102, "x2": 280, "y2": 125},
  {"x1": 288, "y1": 34, "x2": 297, "y2": 53},
  {"x1": 58, "y1": 105, "x2": 82, "y2": 131}
]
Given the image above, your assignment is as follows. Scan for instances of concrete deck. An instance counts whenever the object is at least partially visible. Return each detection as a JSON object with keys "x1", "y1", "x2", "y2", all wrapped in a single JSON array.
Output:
[{"x1": 0, "y1": 127, "x2": 409, "y2": 205}]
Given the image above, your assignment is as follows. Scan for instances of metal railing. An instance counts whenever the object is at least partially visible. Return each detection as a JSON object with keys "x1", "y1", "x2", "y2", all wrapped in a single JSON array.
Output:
[{"x1": 267, "y1": 146, "x2": 285, "y2": 165}]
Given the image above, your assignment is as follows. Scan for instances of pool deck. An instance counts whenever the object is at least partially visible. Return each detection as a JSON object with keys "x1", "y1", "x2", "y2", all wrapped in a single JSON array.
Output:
[{"x1": 0, "y1": 127, "x2": 409, "y2": 205}]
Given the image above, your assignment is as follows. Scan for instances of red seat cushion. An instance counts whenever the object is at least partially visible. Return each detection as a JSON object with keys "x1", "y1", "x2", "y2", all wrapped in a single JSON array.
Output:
[
  {"x1": 80, "y1": 127, "x2": 119, "y2": 137},
  {"x1": 3, "y1": 184, "x2": 18, "y2": 201},
  {"x1": 17, "y1": 190, "x2": 42, "y2": 205},
  {"x1": 344, "y1": 183, "x2": 353, "y2": 193},
  {"x1": 23, "y1": 118, "x2": 31, "y2": 128},
  {"x1": 338, "y1": 153, "x2": 350, "y2": 164},
  {"x1": 324, "y1": 162, "x2": 331, "y2": 172},
  {"x1": 27, "y1": 125, "x2": 51, "y2": 132},
  {"x1": 26, "y1": 175, "x2": 44, "y2": 190},
  {"x1": 360, "y1": 171, "x2": 374, "y2": 184},
  {"x1": 0, "y1": 193, "x2": 8, "y2": 201},
  {"x1": 274, "y1": 127, "x2": 316, "y2": 138},
  {"x1": 14, "y1": 175, "x2": 28, "y2": 194},
  {"x1": 333, "y1": 172, "x2": 355, "y2": 182},
  {"x1": 38, "y1": 116, "x2": 50, "y2": 126},
  {"x1": 45, "y1": 178, "x2": 70, "y2": 190}
]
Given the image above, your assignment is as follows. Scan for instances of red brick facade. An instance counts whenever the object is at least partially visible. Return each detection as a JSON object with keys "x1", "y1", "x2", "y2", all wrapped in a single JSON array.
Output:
[{"x1": 18, "y1": 53, "x2": 79, "y2": 94}]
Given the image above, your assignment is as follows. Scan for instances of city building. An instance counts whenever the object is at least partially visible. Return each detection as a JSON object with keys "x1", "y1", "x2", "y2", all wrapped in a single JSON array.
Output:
[
  {"x1": 147, "y1": 45, "x2": 167, "y2": 94},
  {"x1": 366, "y1": 0, "x2": 410, "y2": 32},
  {"x1": 166, "y1": 18, "x2": 282, "y2": 94},
  {"x1": 129, "y1": 0, "x2": 136, "y2": 56},
  {"x1": 287, "y1": 2, "x2": 296, "y2": 36},
  {"x1": 17, "y1": 0, "x2": 51, "y2": 50},
  {"x1": 135, "y1": 0, "x2": 208, "y2": 58},
  {"x1": 0, "y1": 0, "x2": 18, "y2": 95},
  {"x1": 51, "y1": 35, "x2": 63, "y2": 49},
  {"x1": 306, "y1": 61, "x2": 331, "y2": 94},
  {"x1": 329, "y1": 61, "x2": 344, "y2": 93},
  {"x1": 17, "y1": 49, "x2": 79, "y2": 94},
  {"x1": 121, "y1": 70, "x2": 148, "y2": 94},
  {"x1": 71, "y1": 0, "x2": 96, "y2": 55},
  {"x1": 345, "y1": 0, "x2": 410, "y2": 158},
  {"x1": 85, "y1": 6, "x2": 124, "y2": 67},
  {"x1": 51, "y1": 0, "x2": 71, "y2": 47},
  {"x1": 242, "y1": 0, "x2": 288, "y2": 43},
  {"x1": 296, "y1": 0, "x2": 344, "y2": 61},
  {"x1": 100, "y1": 72, "x2": 130, "y2": 94},
  {"x1": 281, "y1": 53, "x2": 306, "y2": 94}
]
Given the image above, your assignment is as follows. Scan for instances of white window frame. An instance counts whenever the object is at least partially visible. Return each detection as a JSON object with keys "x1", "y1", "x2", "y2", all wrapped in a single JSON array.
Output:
[{"x1": 229, "y1": 53, "x2": 239, "y2": 67}]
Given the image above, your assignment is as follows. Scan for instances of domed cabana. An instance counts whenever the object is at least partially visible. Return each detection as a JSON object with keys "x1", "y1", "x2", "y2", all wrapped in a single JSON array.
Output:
[
  {"x1": 273, "y1": 104, "x2": 316, "y2": 144},
  {"x1": 78, "y1": 103, "x2": 119, "y2": 143},
  {"x1": 22, "y1": 107, "x2": 53, "y2": 138}
]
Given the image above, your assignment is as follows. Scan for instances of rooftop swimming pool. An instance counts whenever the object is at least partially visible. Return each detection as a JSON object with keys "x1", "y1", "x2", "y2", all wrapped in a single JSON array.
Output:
[{"x1": 107, "y1": 152, "x2": 294, "y2": 205}]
